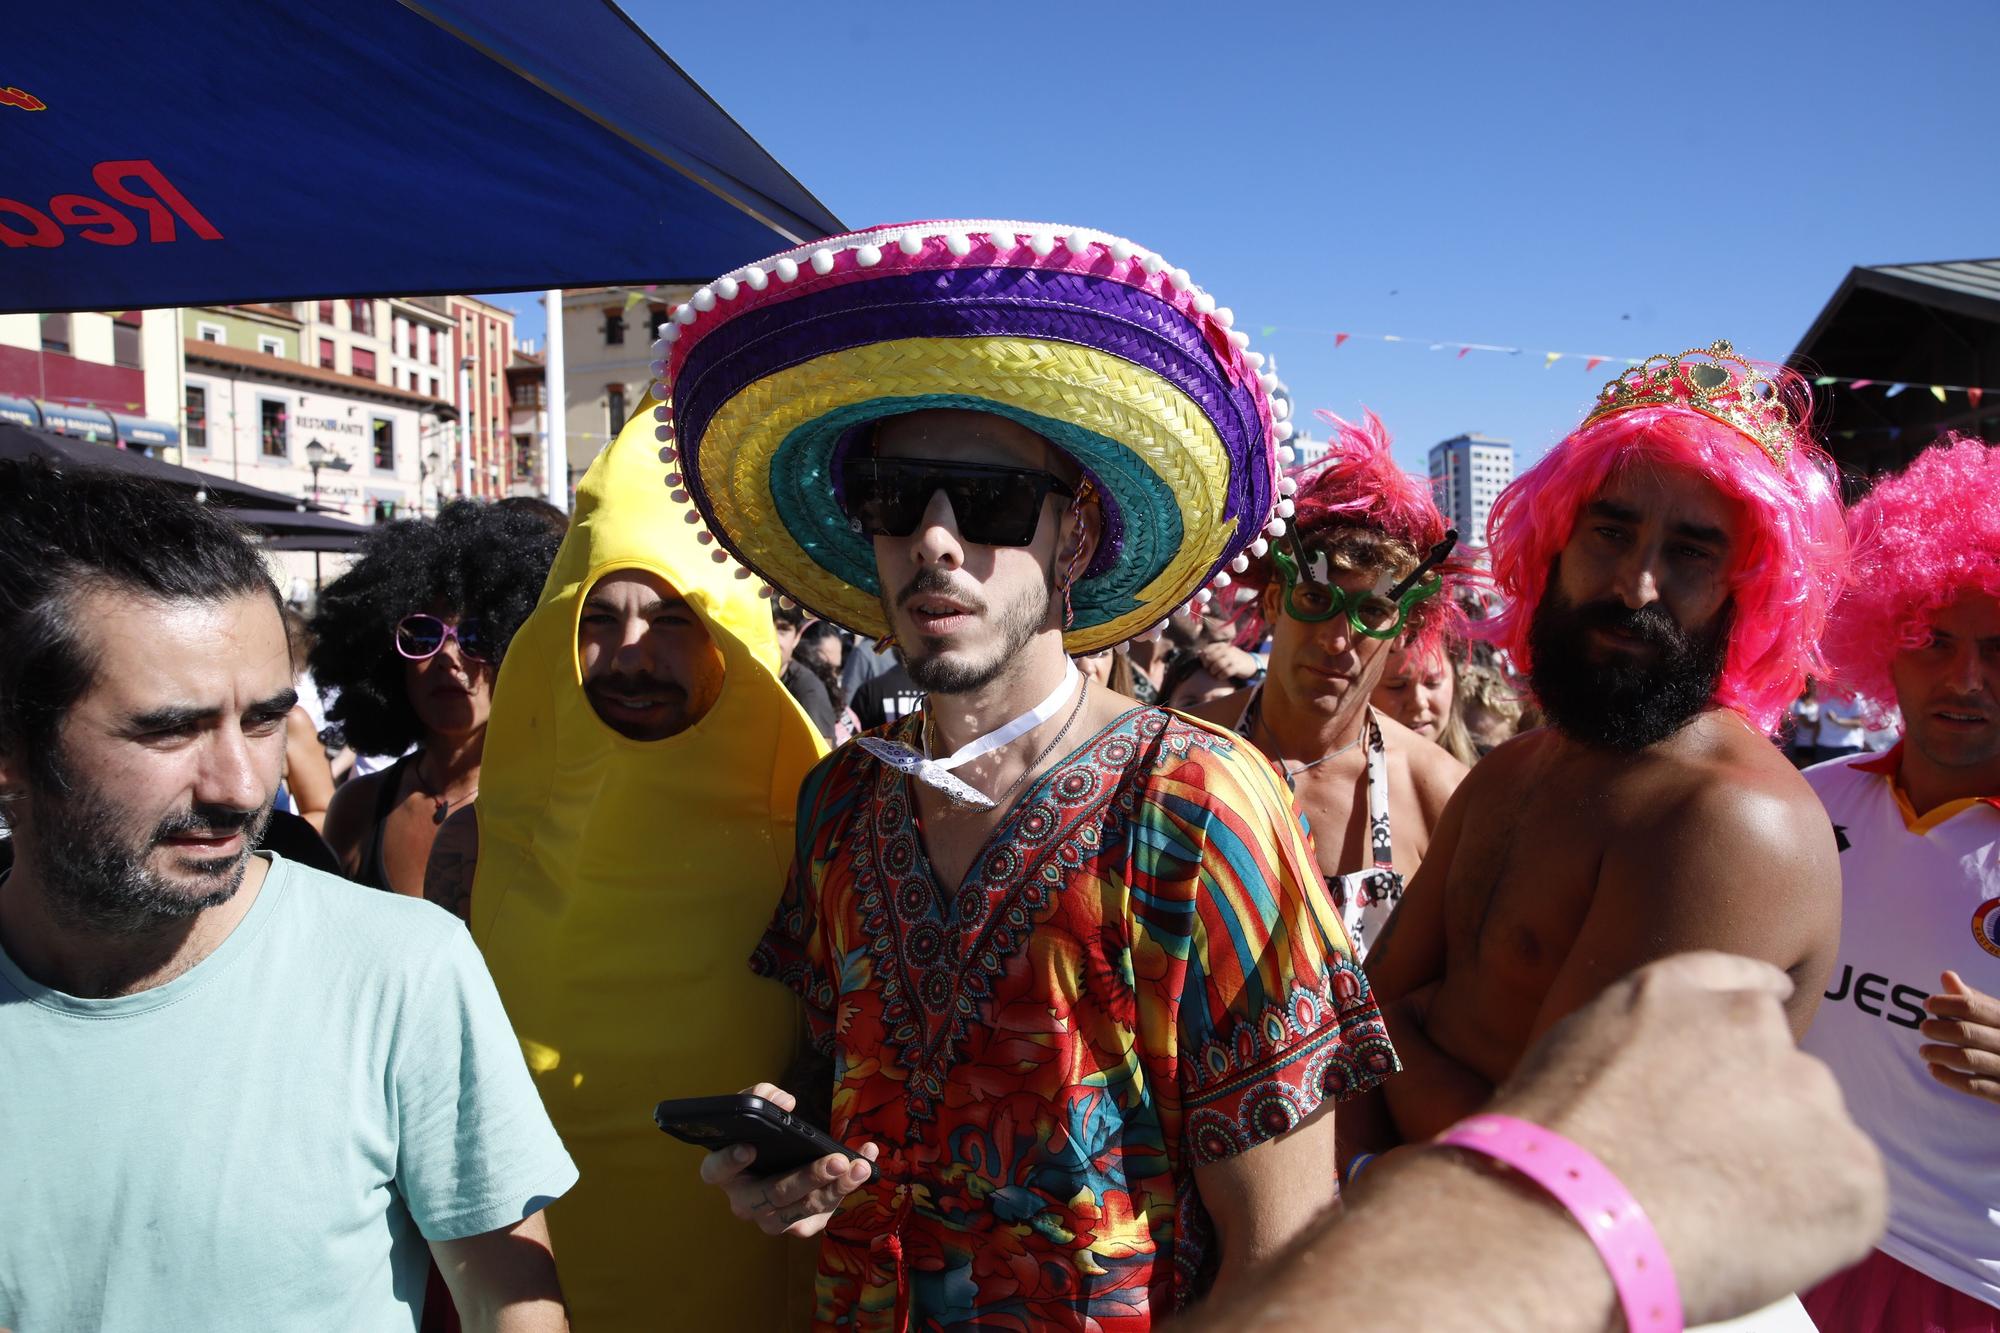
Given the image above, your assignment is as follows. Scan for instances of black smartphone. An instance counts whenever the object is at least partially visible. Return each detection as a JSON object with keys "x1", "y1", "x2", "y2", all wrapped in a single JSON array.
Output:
[{"x1": 653, "y1": 1094, "x2": 874, "y2": 1184}]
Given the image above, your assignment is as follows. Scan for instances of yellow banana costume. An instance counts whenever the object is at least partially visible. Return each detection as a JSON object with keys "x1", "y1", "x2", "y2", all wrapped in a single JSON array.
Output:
[{"x1": 471, "y1": 408, "x2": 825, "y2": 1328}]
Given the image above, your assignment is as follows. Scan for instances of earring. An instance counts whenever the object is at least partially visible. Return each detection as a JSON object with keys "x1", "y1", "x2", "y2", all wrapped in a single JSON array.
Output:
[{"x1": 1059, "y1": 484, "x2": 1093, "y2": 631}]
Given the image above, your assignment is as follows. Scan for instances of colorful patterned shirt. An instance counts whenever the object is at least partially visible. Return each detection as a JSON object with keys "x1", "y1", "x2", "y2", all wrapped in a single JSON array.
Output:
[{"x1": 752, "y1": 705, "x2": 1398, "y2": 1330}]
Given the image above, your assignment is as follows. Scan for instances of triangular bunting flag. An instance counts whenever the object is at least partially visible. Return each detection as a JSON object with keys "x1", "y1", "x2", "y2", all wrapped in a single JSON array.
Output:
[
  {"x1": 1849, "y1": 379, "x2": 1874, "y2": 390},
  {"x1": 1334, "y1": 333, "x2": 1350, "y2": 348},
  {"x1": 1261, "y1": 325, "x2": 1277, "y2": 338},
  {"x1": 1885, "y1": 383, "x2": 1908, "y2": 398},
  {"x1": 1458, "y1": 346, "x2": 1472, "y2": 359},
  {"x1": 1971, "y1": 387, "x2": 1985, "y2": 409},
  {"x1": 1584, "y1": 356, "x2": 1605, "y2": 372},
  {"x1": 1544, "y1": 352, "x2": 1562, "y2": 369},
  {"x1": 1814, "y1": 376, "x2": 1836, "y2": 386},
  {"x1": 1931, "y1": 385, "x2": 1947, "y2": 403}
]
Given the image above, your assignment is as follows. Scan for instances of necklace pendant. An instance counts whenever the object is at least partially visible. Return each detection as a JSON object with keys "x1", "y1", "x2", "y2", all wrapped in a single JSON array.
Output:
[{"x1": 433, "y1": 799, "x2": 450, "y2": 826}]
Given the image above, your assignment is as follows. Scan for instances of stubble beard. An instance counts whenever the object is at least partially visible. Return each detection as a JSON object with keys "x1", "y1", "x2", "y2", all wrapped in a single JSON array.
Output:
[
  {"x1": 889, "y1": 566, "x2": 1055, "y2": 698},
  {"x1": 21, "y1": 752, "x2": 268, "y2": 936}
]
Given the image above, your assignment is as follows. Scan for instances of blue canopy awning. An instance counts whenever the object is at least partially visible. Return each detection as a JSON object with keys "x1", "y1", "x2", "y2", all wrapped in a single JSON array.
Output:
[{"x1": 3, "y1": 0, "x2": 844, "y2": 314}]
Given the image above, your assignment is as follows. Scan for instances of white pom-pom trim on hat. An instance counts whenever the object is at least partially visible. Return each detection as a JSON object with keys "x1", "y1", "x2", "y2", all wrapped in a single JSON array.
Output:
[
  {"x1": 673, "y1": 304, "x2": 696, "y2": 325},
  {"x1": 810, "y1": 248, "x2": 835, "y2": 275},
  {"x1": 1063, "y1": 230, "x2": 1091, "y2": 255},
  {"x1": 1211, "y1": 571, "x2": 1232, "y2": 588},
  {"x1": 670, "y1": 488, "x2": 689, "y2": 503},
  {"x1": 1266, "y1": 518, "x2": 1287, "y2": 538},
  {"x1": 1028, "y1": 233, "x2": 1055, "y2": 257},
  {"x1": 775, "y1": 257, "x2": 800, "y2": 283},
  {"x1": 683, "y1": 510, "x2": 701, "y2": 525},
  {"x1": 696, "y1": 530, "x2": 714, "y2": 545},
  {"x1": 691, "y1": 287, "x2": 717, "y2": 312},
  {"x1": 714, "y1": 277, "x2": 740, "y2": 301},
  {"x1": 1250, "y1": 538, "x2": 1269, "y2": 557},
  {"x1": 856, "y1": 244, "x2": 883, "y2": 267},
  {"x1": 1278, "y1": 475, "x2": 1297, "y2": 496},
  {"x1": 945, "y1": 233, "x2": 972, "y2": 256},
  {"x1": 898, "y1": 235, "x2": 924, "y2": 256},
  {"x1": 1230, "y1": 553, "x2": 1250, "y2": 573},
  {"x1": 1276, "y1": 498, "x2": 1295, "y2": 518},
  {"x1": 745, "y1": 265, "x2": 769, "y2": 291},
  {"x1": 1279, "y1": 445, "x2": 1297, "y2": 465}
]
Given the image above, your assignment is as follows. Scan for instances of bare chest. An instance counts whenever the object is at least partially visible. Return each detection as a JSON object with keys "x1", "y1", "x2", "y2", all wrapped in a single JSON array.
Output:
[{"x1": 379, "y1": 797, "x2": 446, "y2": 896}]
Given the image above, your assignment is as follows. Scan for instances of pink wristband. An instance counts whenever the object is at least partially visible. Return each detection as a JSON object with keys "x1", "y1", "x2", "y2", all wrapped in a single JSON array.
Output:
[{"x1": 1434, "y1": 1113, "x2": 1682, "y2": 1333}]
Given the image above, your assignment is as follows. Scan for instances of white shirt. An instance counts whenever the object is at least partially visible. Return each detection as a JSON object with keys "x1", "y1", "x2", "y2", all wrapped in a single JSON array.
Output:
[{"x1": 1800, "y1": 749, "x2": 2000, "y2": 1308}]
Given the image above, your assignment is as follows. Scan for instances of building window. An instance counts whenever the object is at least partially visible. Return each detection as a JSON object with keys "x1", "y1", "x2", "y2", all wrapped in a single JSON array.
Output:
[
  {"x1": 258, "y1": 335, "x2": 283, "y2": 357},
  {"x1": 194, "y1": 321, "x2": 226, "y2": 344},
  {"x1": 318, "y1": 301, "x2": 334, "y2": 324},
  {"x1": 260, "y1": 399, "x2": 288, "y2": 458},
  {"x1": 372, "y1": 498, "x2": 400, "y2": 524},
  {"x1": 185, "y1": 385, "x2": 207, "y2": 452},
  {"x1": 319, "y1": 338, "x2": 336, "y2": 370},
  {"x1": 349, "y1": 300, "x2": 374, "y2": 336},
  {"x1": 373, "y1": 418, "x2": 395, "y2": 471},
  {"x1": 352, "y1": 348, "x2": 377, "y2": 380},
  {"x1": 606, "y1": 384, "x2": 626, "y2": 436},
  {"x1": 603, "y1": 308, "x2": 625, "y2": 346},
  {"x1": 428, "y1": 376, "x2": 438, "y2": 398},
  {"x1": 514, "y1": 434, "x2": 534, "y2": 476}
]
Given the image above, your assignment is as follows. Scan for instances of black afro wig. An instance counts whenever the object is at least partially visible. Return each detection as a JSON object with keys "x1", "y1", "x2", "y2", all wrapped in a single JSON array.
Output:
[{"x1": 308, "y1": 500, "x2": 562, "y2": 757}]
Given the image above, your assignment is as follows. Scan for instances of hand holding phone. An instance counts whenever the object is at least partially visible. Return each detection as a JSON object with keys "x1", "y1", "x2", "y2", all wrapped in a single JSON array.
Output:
[{"x1": 685, "y1": 1083, "x2": 880, "y2": 1239}]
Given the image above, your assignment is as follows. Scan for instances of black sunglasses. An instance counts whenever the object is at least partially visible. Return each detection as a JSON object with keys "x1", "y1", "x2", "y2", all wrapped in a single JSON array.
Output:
[{"x1": 839, "y1": 456, "x2": 1075, "y2": 548}]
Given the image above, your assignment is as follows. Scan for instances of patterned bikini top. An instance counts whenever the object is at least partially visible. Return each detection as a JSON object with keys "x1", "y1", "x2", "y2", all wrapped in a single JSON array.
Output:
[{"x1": 1235, "y1": 690, "x2": 1404, "y2": 959}]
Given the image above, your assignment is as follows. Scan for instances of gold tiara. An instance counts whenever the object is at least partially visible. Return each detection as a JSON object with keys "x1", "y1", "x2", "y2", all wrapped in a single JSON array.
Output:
[{"x1": 1583, "y1": 340, "x2": 1798, "y2": 469}]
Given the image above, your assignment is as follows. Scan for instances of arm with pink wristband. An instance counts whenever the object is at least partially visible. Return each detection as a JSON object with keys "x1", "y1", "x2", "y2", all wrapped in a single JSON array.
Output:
[{"x1": 1173, "y1": 953, "x2": 1886, "y2": 1333}]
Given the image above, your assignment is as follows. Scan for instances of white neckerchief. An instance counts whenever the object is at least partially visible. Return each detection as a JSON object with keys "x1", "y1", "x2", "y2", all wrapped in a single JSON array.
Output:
[{"x1": 857, "y1": 660, "x2": 1081, "y2": 810}]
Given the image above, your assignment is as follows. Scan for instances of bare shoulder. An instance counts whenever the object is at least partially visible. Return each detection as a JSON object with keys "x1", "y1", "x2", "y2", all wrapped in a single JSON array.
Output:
[
  {"x1": 1374, "y1": 710, "x2": 1469, "y2": 815},
  {"x1": 322, "y1": 769, "x2": 389, "y2": 872},
  {"x1": 1183, "y1": 685, "x2": 1254, "y2": 731},
  {"x1": 1660, "y1": 713, "x2": 1832, "y2": 849}
]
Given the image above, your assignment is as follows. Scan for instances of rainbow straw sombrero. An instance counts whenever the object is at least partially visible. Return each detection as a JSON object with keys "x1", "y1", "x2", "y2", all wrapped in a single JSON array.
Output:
[{"x1": 649, "y1": 220, "x2": 1300, "y2": 654}]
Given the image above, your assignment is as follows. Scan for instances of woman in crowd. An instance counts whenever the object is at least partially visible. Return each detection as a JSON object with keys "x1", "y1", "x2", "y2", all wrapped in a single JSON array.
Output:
[
  {"x1": 309, "y1": 501, "x2": 562, "y2": 895},
  {"x1": 1372, "y1": 638, "x2": 1478, "y2": 765},
  {"x1": 1456, "y1": 660, "x2": 1527, "y2": 759}
]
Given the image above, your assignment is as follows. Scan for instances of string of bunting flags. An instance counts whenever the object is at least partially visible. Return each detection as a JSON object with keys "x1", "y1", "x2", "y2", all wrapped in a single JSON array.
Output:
[{"x1": 1258, "y1": 324, "x2": 1993, "y2": 411}]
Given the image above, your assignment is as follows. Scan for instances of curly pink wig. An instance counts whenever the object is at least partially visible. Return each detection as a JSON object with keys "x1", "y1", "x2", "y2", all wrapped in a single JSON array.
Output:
[
  {"x1": 1822, "y1": 433, "x2": 2000, "y2": 710},
  {"x1": 1484, "y1": 392, "x2": 1848, "y2": 736},
  {"x1": 1237, "y1": 409, "x2": 1469, "y2": 661}
]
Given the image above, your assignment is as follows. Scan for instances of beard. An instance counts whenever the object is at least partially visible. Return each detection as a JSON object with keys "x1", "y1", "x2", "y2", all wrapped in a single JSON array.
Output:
[
  {"x1": 23, "y1": 750, "x2": 268, "y2": 935},
  {"x1": 1527, "y1": 579, "x2": 1731, "y2": 752},
  {"x1": 887, "y1": 564, "x2": 1053, "y2": 696}
]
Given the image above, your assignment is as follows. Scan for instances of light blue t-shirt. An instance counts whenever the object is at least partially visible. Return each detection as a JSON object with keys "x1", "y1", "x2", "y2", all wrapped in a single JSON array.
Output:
[{"x1": 0, "y1": 855, "x2": 578, "y2": 1331}]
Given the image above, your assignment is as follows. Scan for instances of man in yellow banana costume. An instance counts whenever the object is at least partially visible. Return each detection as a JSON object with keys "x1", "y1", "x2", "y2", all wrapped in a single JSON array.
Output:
[{"x1": 436, "y1": 405, "x2": 825, "y2": 1327}]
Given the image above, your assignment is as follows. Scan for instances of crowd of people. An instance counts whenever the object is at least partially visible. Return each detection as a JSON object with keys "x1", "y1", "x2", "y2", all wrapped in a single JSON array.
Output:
[{"x1": 1, "y1": 216, "x2": 1993, "y2": 1333}]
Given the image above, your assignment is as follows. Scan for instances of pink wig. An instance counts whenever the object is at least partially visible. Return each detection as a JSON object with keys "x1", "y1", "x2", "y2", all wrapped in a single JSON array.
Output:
[
  {"x1": 1239, "y1": 409, "x2": 1470, "y2": 661},
  {"x1": 1822, "y1": 433, "x2": 2000, "y2": 710},
  {"x1": 1484, "y1": 390, "x2": 1848, "y2": 736}
]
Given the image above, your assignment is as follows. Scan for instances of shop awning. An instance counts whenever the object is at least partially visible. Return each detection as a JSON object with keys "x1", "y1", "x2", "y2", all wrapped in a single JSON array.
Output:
[{"x1": 3, "y1": 0, "x2": 844, "y2": 314}]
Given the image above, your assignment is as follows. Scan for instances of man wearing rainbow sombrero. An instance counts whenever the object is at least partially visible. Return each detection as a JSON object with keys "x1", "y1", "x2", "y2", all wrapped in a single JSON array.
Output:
[
  {"x1": 664, "y1": 222, "x2": 1396, "y2": 1328},
  {"x1": 1357, "y1": 343, "x2": 1851, "y2": 1151},
  {"x1": 1795, "y1": 435, "x2": 2000, "y2": 1331}
]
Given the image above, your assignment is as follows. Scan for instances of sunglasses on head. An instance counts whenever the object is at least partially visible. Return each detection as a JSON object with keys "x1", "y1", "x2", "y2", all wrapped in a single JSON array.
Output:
[
  {"x1": 1270, "y1": 528, "x2": 1459, "y2": 640},
  {"x1": 839, "y1": 456, "x2": 1075, "y2": 548},
  {"x1": 394, "y1": 613, "x2": 495, "y2": 663}
]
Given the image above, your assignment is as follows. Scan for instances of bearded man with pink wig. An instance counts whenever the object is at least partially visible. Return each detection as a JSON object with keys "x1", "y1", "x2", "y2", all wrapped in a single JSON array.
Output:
[
  {"x1": 1190, "y1": 410, "x2": 1469, "y2": 958},
  {"x1": 1794, "y1": 434, "x2": 2000, "y2": 1332},
  {"x1": 1349, "y1": 341, "x2": 1851, "y2": 1154}
]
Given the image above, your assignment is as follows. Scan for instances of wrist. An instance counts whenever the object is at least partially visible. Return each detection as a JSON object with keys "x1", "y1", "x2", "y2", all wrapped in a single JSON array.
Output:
[{"x1": 1353, "y1": 1147, "x2": 1620, "y2": 1333}]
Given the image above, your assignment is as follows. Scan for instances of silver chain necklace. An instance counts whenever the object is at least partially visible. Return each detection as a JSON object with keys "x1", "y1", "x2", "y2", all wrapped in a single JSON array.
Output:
[{"x1": 1245, "y1": 688, "x2": 1369, "y2": 792}]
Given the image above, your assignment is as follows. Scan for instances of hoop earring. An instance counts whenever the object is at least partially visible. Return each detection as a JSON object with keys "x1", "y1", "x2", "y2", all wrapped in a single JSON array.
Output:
[{"x1": 1058, "y1": 483, "x2": 1093, "y2": 631}]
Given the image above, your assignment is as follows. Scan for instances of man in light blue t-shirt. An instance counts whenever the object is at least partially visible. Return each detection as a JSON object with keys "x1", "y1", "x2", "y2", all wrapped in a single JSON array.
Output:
[{"x1": 0, "y1": 462, "x2": 576, "y2": 1332}]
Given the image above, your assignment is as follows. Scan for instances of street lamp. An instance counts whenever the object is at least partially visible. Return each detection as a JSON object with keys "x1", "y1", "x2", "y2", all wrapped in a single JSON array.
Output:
[{"x1": 302, "y1": 439, "x2": 351, "y2": 591}]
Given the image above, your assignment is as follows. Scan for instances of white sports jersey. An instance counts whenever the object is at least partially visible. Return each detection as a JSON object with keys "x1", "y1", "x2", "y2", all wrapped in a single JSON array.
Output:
[{"x1": 1800, "y1": 749, "x2": 2000, "y2": 1309}]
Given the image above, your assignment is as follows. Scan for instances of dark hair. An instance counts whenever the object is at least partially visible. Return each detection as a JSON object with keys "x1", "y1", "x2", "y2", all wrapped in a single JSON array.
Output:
[
  {"x1": 307, "y1": 500, "x2": 561, "y2": 756},
  {"x1": 795, "y1": 620, "x2": 847, "y2": 712},
  {"x1": 492, "y1": 496, "x2": 571, "y2": 541},
  {"x1": 0, "y1": 460, "x2": 278, "y2": 789}
]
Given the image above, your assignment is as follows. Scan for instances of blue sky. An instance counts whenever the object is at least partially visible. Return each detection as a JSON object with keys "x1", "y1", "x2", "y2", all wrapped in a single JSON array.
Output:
[{"x1": 487, "y1": 0, "x2": 1998, "y2": 474}]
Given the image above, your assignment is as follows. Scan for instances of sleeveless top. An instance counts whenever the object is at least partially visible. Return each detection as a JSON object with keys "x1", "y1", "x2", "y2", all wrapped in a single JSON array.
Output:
[
  {"x1": 1235, "y1": 689, "x2": 1404, "y2": 957},
  {"x1": 359, "y1": 753, "x2": 416, "y2": 894}
]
